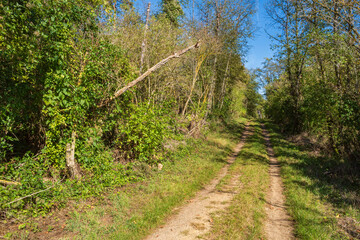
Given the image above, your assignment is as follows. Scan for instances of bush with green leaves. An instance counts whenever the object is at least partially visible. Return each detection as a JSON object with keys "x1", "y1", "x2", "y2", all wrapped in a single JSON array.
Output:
[
  {"x1": 114, "y1": 103, "x2": 172, "y2": 164},
  {"x1": 0, "y1": 0, "x2": 138, "y2": 216}
]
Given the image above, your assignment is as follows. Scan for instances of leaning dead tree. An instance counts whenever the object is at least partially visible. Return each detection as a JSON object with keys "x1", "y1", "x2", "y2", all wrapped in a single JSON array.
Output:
[
  {"x1": 100, "y1": 41, "x2": 201, "y2": 107},
  {"x1": 65, "y1": 42, "x2": 200, "y2": 181},
  {"x1": 139, "y1": 3, "x2": 151, "y2": 74}
]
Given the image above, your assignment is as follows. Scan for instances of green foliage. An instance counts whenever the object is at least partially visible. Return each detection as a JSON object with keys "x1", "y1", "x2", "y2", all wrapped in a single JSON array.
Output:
[
  {"x1": 265, "y1": 83, "x2": 294, "y2": 130},
  {"x1": 303, "y1": 82, "x2": 360, "y2": 157},
  {"x1": 160, "y1": 0, "x2": 184, "y2": 27},
  {"x1": 229, "y1": 82, "x2": 247, "y2": 119},
  {"x1": 115, "y1": 103, "x2": 172, "y2": 163},
  {"x1": 265, "y1": 0, "x2": 360, "y2": 161},
  {"x1": 245, "y1": 74, "x2": 263, "y2": 118},
  {"x1": 0, "y1": 0, "x2": 136, "y2": 217}
]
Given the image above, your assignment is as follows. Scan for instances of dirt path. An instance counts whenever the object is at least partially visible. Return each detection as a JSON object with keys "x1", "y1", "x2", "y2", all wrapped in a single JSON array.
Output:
[
  {"x1": 145, "y1": 123, "x2": 252, "y2": 240},
  {"x1": 262, "y1": 125, "x2": 295, "y2": 240}
]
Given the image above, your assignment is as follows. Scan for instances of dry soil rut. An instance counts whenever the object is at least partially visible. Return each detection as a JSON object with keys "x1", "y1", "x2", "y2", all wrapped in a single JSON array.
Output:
[
  {"x1": 263, "y1": 125, "x2": 295, "y2": 240},
  {"x1": 145, "y1": 123, "x2": 252, "y2": 240}
]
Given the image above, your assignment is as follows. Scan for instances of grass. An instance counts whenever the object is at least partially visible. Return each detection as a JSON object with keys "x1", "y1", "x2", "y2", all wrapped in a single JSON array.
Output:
[
  {"x1": 205, "y1": 121, "x2": 269, "y2": 240},
  {"x1": 265, "y1": 121, "x2": 360, "y2": 239},
  {"x1": 59, "y1": 118, "x2": 247, "y2": 240}
]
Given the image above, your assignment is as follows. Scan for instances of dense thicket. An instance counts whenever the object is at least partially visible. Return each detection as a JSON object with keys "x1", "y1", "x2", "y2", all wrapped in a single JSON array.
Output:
[
  {"x1": 0, "y1": 0, "x2": 257, "y2": 217},
  {"x1": 264, "y1": 0, "x2": 360, "y2": 163}
]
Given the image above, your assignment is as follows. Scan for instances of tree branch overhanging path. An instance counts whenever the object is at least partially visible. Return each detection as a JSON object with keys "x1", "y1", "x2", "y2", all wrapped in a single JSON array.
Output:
[{"x1": 100, "y1": 41, "x2": 201, "y2": 107}]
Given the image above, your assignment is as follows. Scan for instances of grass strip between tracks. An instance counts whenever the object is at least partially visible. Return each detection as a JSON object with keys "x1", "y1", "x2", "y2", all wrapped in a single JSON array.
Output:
[{"x1": 206, "y1": 121, "x2": 269, "y2": 240}]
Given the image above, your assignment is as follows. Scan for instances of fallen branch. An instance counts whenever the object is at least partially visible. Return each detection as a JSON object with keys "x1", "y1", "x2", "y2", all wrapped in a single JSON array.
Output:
[
  {"x1": 6, "y1": 186, "x2": 53, "y2": 206},
  {"x1": 100, "y1": 41, "x2": 201, "y2": 107},
  {"x1": 0, "y1": 179, "x2": 21, "y2": 186},
  {"x1": 5, "y1": 178, "x2": 64, "y2": 206}
]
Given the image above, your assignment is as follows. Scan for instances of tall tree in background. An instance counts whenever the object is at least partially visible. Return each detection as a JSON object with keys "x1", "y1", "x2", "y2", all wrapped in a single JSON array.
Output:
[
  {"x1": 161, "y1": 0, "x2": 184, "y2": 26},
  {"x1": 266, "y1": 0, "x2": 309, "y2": 132},
  {"x1": 197, "y1": 0, "x2": 255, "y2": 118}
]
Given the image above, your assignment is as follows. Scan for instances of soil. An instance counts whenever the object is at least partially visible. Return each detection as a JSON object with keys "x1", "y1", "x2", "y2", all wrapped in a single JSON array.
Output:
[
  {"x1": 145, "y1": 123, "x2": 252, "y2": 240},
  {"x1": 262, "y1": 125, "x2": 295, "y2": 240},
  {"x1": 0, "y1": 203, "x2": 78, "y2": 240}
]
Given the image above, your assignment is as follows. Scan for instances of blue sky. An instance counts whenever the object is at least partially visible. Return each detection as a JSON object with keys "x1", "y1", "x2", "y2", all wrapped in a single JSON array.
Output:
[
  {"x1": 244, "y1": 0, "x2": 274, "y2": 70},
  {"x1": 134, "y1": 0, "x2": 275, "y2": 70}
]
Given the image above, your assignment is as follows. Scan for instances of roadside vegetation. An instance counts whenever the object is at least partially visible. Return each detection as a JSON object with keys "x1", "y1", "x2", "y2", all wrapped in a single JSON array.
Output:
[
  {"x1": 262, "y1": 0, "x2": 360, "y2": 169},
  {"x1": 266, "y1": 122, "x2": 360, "y2": 240},
  {"x1": 260, "y1": 1, "x2": 360, "y2": 238},
  {"x1": 2, "y1": 118, "x2": 247, "y2": 239}
]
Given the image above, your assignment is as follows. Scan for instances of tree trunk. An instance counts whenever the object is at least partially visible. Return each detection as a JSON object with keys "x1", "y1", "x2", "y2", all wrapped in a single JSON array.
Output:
[
  {"x1": 140, "y1": 3, "x2": 151, "y2": 74},
  {"x1": 182, "y1": 53, "x2": 206, "y2": 115},
  {"x1": 66, "y1": 131, "x2": 81, "y2": 179},
  {"x1": 206, "y1": 54, "x2": 217, "y2": 119},
  {"x1": 220, "y1": 56, "x2": 230, "y2": 109}
]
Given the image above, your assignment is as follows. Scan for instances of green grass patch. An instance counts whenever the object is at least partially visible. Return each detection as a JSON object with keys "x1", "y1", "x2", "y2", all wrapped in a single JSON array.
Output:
[
  {"x1": 265, "y1": 121, "x2": 360, "y2": 239},
  {"x1": 62, "y1": 119, "x2": 247, "y2": 240},
  {"x1": 206, "y1": 121, "x2": 269, "y2": 239}
]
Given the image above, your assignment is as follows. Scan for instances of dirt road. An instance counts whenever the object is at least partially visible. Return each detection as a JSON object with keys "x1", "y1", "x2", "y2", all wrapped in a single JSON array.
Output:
[
  {"x1": 263, "y1": 125, "x2": 294, "y2": 240},
  {"x1": 145, "y1": 123, "x2": 294, "y2": 240},
  {"x1": 145, "y1": 123, "x2": 252, "y2": 240}
]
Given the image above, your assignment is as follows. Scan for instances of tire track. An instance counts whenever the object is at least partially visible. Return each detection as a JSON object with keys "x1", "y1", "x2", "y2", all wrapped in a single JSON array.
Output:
[
  {"x1": 262, "y1": 125, "x2": 295, "y2": 240},
  {"x1": 145, "y1": 123, "x2": 252, "y2": 240}
]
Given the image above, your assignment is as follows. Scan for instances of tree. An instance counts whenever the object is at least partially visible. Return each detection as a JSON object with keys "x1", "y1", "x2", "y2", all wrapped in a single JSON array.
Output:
[
  {"x1": 161, "y1": 0, "x2": 184, "y2": 26},
  {"x1": 267, "y1": 0, "x2": 309, "y2": 132},
  {"x1": 264, "y1": 0, "x2": 360, "y2": 162},
  {"x1": 197, "y1": 0, "x2": 255, "y2": 118}
]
